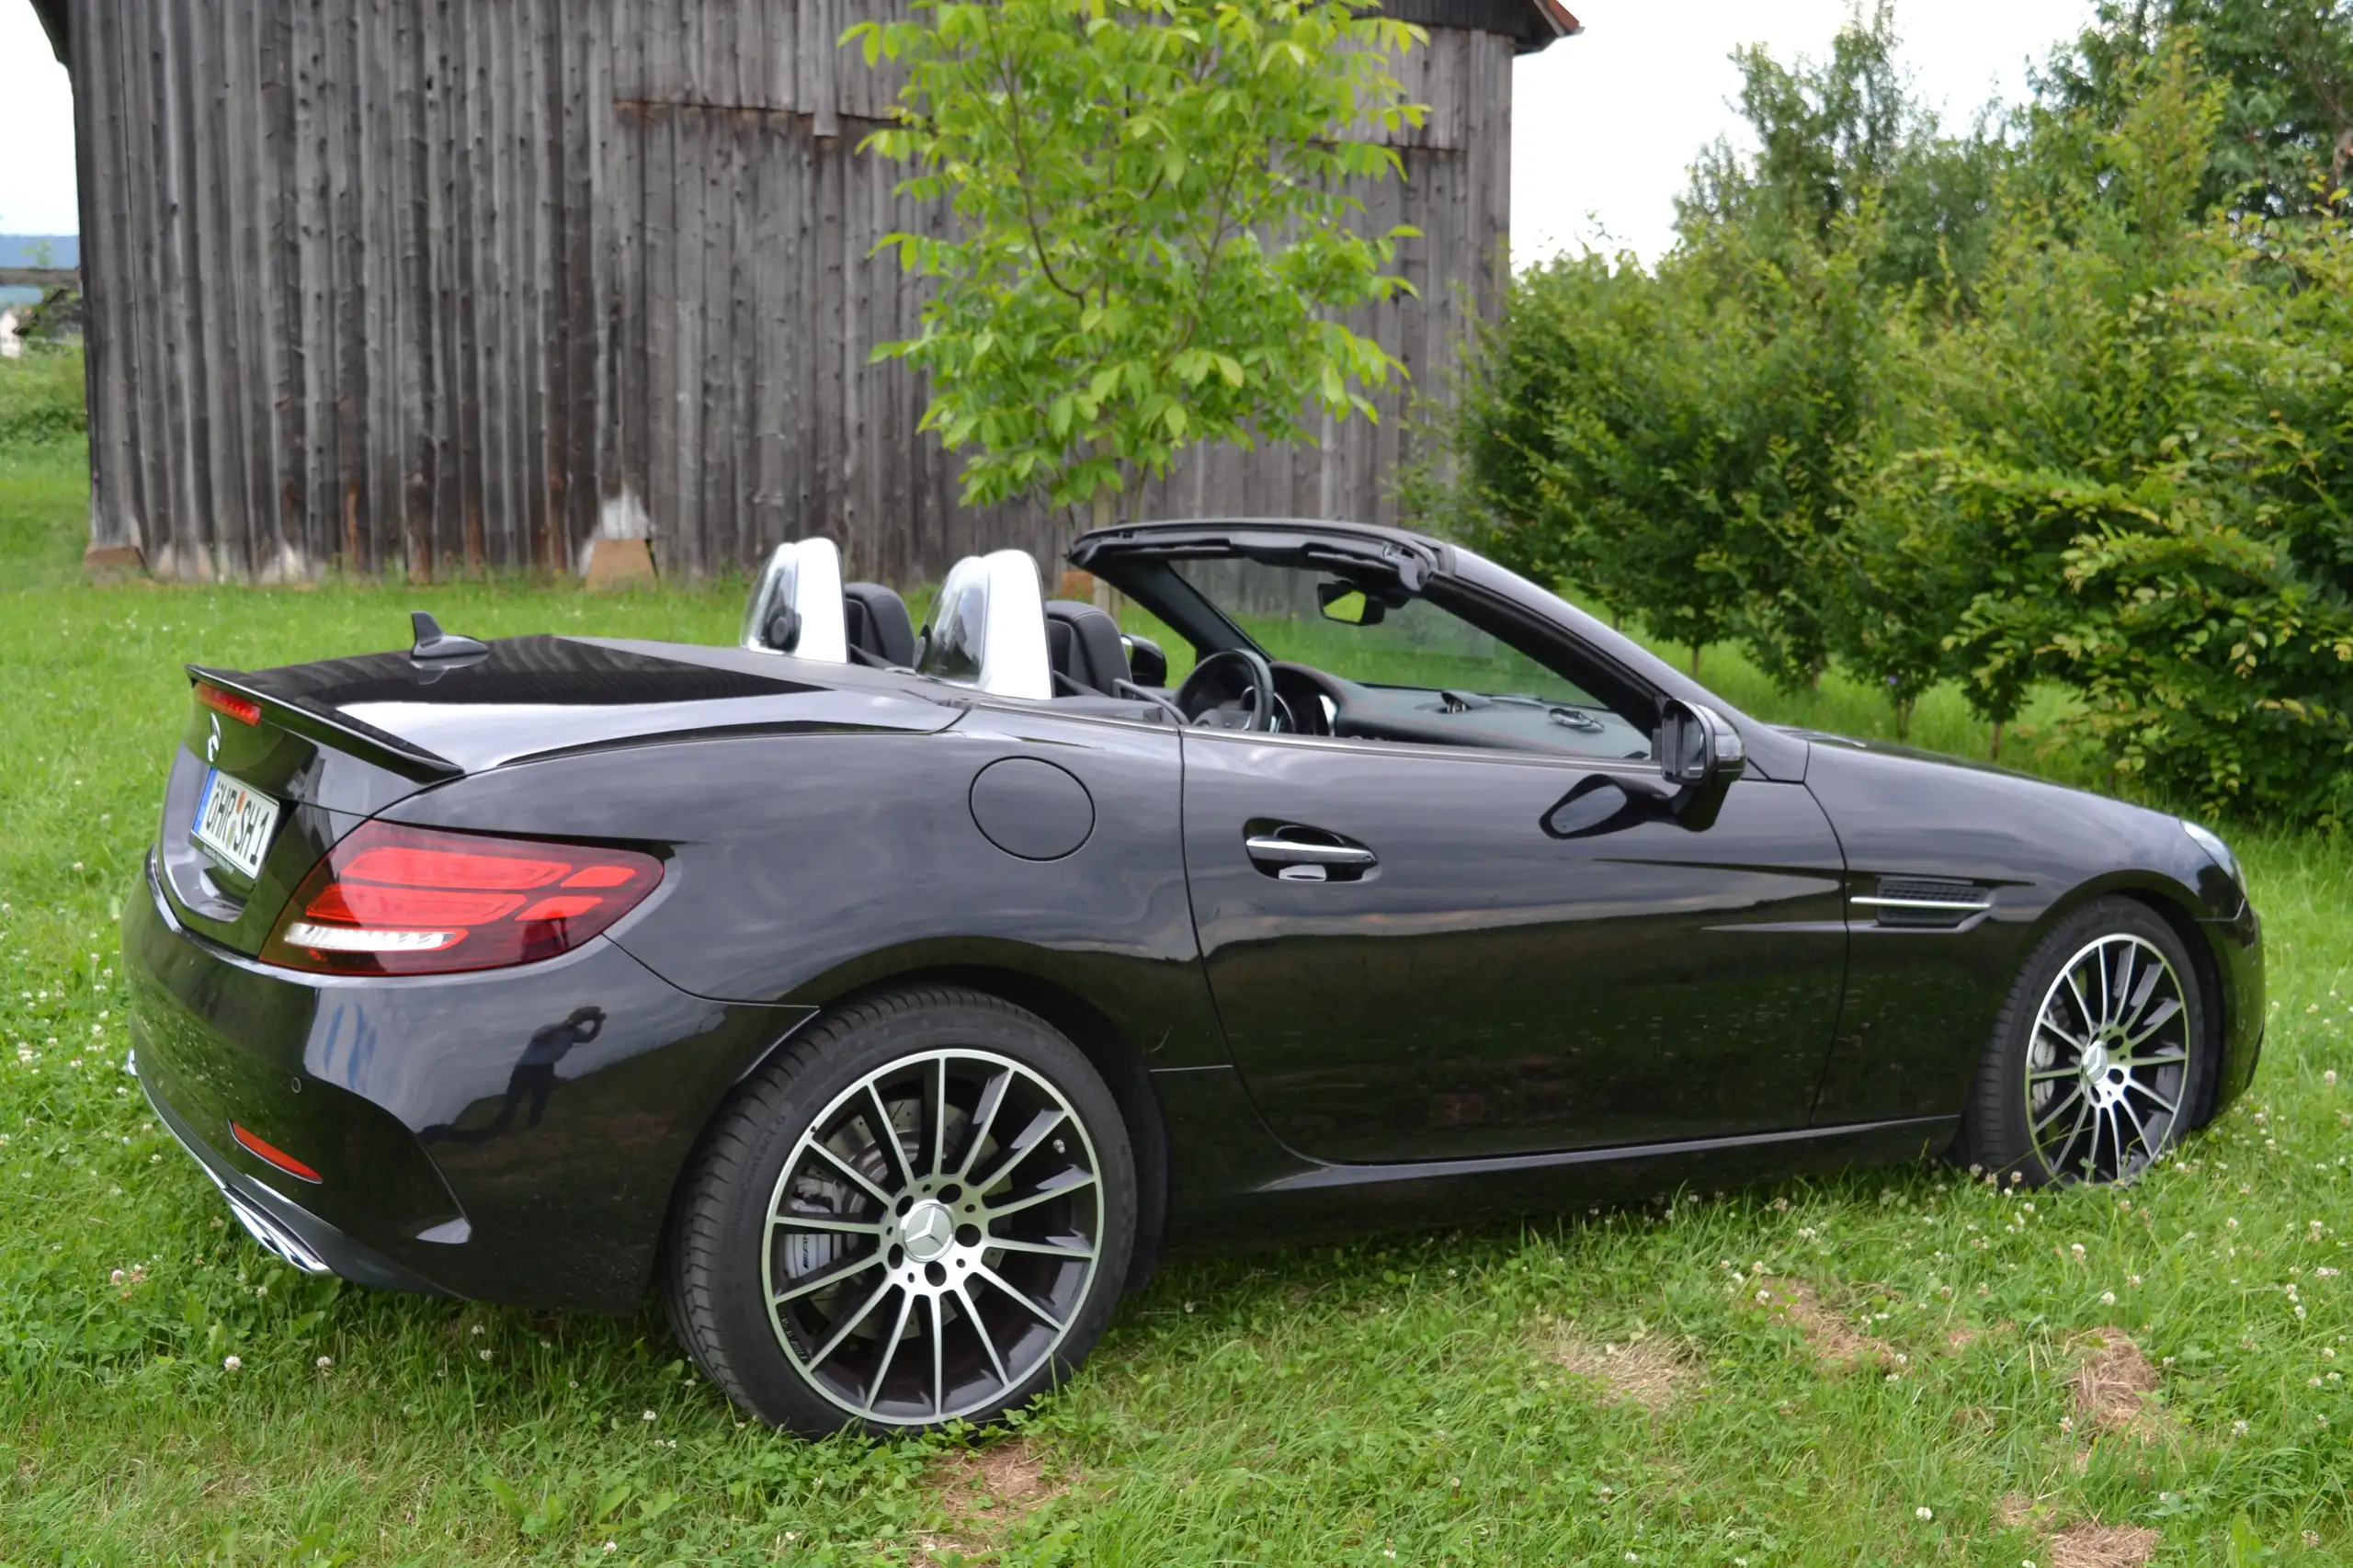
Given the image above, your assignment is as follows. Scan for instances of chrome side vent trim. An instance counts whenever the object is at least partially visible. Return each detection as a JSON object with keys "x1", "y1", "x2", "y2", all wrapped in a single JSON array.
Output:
[{"x1": 1851, "y1": 877, "x2": 1993, "y2": 929}]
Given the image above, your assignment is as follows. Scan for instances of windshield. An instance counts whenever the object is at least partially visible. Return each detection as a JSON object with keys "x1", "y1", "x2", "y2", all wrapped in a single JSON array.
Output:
[{"x1": 1167, "y1": 556, "x2": 1609, "y2": 709}]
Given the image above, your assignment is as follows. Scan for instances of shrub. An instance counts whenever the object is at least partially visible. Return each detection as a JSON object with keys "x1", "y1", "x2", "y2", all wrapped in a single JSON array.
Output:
[{"x1": 0, "y1": 347, "x2": 89, "y2": 448}]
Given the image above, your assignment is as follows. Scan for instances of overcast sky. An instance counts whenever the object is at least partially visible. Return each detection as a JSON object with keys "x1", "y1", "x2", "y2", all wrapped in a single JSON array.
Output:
[
  {"x1": 1513, "y1": 0, "x2": 2099, "y2": 264},
  {"x1": 0, "y1": 1, "x2": 2097, "y2": 260}
]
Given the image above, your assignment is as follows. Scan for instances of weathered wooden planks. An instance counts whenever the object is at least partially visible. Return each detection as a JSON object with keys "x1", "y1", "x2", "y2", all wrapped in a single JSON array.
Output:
[{"x1": 74, "y1": 0, "x2": 1532, "y2": 584}]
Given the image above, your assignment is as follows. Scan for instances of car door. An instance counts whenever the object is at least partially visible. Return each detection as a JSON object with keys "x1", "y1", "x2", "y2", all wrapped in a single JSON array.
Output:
[{"x1": 1182, "y1": 729, "x2": 1848, "y2": 1164}]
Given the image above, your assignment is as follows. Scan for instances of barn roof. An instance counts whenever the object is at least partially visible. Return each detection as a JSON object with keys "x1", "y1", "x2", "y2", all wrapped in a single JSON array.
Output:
[
  {"x1": 25, "y1": 0, "x2": 1581, "y2": 71},
  {"x1": 28, "y1": 0, "x2": 64, "y2": 64},
  {"x1": 1380, "y1": 0, "x2": 1583, "y2": 53}
]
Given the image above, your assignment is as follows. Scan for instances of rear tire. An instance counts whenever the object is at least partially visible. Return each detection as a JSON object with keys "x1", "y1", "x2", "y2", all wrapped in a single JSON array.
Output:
[
  {"x1": 662, "y1": 985, "x2": 1136, "y2": 1436},
  {"x1": 1959, "y1": 897, "x2": 2211, "y2": 1187}
]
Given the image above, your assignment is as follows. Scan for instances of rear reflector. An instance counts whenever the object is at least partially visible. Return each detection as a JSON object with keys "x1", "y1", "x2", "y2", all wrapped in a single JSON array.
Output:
[
  {"x1": 229, "y1": 1120, "x2": 324, "y2": 1184},
  {"x1": 260, "y1": 822, "x2": 664, "y2": 976},
  {"x1": 195, "y1": 682, "x2": 262, "y2": 726}
]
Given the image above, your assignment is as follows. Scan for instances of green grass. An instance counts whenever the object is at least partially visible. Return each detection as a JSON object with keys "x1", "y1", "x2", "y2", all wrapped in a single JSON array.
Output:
[{"x1": 3, "y1": 441, "x2": 2348, "y2": 1564}]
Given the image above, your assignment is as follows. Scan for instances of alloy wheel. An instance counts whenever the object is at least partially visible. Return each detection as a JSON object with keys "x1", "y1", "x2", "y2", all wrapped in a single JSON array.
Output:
[
  {"x1": 2024, "y1": 933, "x2": 2192, "y2": 1184},
  {"x1": 760, "y1": 1049, "x2": 1103, "y2": 1426}
]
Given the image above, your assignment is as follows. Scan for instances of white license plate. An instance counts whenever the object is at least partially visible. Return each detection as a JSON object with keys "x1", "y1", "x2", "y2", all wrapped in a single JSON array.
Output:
[{"x1": 193, "y1": 768, "x2": 281, "y2": 880}]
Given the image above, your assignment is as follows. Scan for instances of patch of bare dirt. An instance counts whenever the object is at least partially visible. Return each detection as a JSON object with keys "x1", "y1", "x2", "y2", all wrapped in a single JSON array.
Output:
[
  {"x1": 1995, "y1": 1492, "x2": 2038, "y2": 1528},
  {"x1": 1745, "y1": 1278, "x2": 1888, "y2": 1371},
  {"x1": 2070, "y1": 1327, "x2": 2165, "y2": 1438},
  {"x1": 1548, "y1": 1334, "x2": 1699, "y2": 1411},
  {"x1": 2049, "y1": 1520, "x2": 2162, "y2": 1568},
  {"x1": 919, "y1": 1442, "x2": 1066, "y2": 1563}
]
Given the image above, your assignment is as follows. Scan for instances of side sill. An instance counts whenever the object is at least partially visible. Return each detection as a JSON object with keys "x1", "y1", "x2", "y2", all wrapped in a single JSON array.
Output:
[{"x1": 1258, "y1": 1115, "x2": 1959, "y2": 1193}]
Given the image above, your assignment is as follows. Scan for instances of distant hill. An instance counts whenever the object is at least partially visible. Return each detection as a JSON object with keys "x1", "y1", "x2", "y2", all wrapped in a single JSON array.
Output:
[
  {"x1": 0, "y1": 234, "x2": 77, "y2": 269},
  {"x1": 0, "y1": 235, "x2": 75, "y2": 309}
]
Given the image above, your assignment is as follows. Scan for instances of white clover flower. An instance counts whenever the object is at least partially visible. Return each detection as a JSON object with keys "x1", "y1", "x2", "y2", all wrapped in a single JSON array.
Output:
[
  {"x1": 1916, "y1": 1506, "x2": 1933, "y2": 1522},
  {"x1": 2071, "y1": 1244, "x2": 2086, "y2": 1259},
  {"x1": 2101, "y1": 1291, "x2": 2117, "y2": 1305},
  {"x1": 2234, "y1": 1419, "x2": 2250, "y2": 1435},
  {"x1": 222, "y1": 1355, "x2": 242, "y2": 1371},
  {"x1": 316, "y1": 1356, "x2": 333, "y2": 1370},
  {"x1": 642, "y1": 1409, "x2": 657, "y2": 1422}
]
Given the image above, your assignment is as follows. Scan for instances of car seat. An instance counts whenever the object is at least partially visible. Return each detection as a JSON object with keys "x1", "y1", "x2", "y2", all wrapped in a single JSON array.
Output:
[
  {"x1": 843, "y1": 583, "x2": 917, "y2": 668},
  {"x1": 1043, "y1": 600, "x2": 1131, "y2": 696}
]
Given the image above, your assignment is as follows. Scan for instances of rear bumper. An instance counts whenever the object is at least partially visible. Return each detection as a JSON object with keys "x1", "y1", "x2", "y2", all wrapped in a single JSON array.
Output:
[
  {"x1": 141, "y1": 1062, "x2": 451, "y2": 1294},
  {"x1": 126, "y1": 851, "x2": 813, "y2": 1312}
]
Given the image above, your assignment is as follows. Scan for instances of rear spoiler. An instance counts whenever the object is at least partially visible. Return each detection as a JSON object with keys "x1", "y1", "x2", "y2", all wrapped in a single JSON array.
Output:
[{"x1": 186, "y1": 666, "x2": 462, "y2": 784}]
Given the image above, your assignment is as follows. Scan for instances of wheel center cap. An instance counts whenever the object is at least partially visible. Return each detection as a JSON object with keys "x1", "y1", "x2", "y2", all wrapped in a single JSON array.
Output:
[
  {"x1": 901, "y1": 1199, "x2": 955, "y2": 1263},
  {"x1": 2080, "y1": 1040, "x2": 2109, "y2": 1078}
]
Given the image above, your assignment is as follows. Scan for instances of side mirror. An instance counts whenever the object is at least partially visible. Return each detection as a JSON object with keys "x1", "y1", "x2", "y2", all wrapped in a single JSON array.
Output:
[
  {"x1": 1652, "y1": 699, "x2": 1745, "y2": 832},
  {"x1": 1121, "y1": 632, "x2": 1169, "y2": 687},
  {"x1": 1316, "y1": 581, "x2": 1386, "y2": 627},
  {"x1": 1658, "y1": 699, "x2": 1745, "y2": 790}
]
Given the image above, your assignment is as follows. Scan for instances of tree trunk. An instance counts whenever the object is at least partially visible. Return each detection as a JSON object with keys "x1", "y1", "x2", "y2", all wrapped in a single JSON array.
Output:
[
  {"x1": 1690, "y1": 643, "x2": 1702, "y2": 679},
  {"x1": 1990, "y1": 721, "x2": 2004, "y2": 762}
]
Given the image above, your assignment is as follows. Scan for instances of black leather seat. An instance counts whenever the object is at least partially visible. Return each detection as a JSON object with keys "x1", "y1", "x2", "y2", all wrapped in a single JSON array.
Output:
[
  {"x1": 843, "y1": 583, "x2": 917, "y2": 668},
  {"x1": 1044, "y1": 599, "x2": 1131, "y2": 696}
]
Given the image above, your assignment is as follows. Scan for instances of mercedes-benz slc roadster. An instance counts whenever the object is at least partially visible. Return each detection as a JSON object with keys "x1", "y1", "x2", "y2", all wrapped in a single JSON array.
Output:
[{"x1": 125, "y1": 518, "x2": 2263, "y2": 1435}]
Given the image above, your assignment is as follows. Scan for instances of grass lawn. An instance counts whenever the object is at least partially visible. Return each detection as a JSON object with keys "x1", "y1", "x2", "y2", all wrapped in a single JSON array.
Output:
[{"x1": 2, "y1": 435, "x2": 2349, "y2": 1566}]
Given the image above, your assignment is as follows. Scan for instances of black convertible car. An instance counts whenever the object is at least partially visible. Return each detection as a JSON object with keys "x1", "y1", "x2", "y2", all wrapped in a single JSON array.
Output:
[{"x1": 126, "y1": 518, "x2": 2263, "y2": 1435}]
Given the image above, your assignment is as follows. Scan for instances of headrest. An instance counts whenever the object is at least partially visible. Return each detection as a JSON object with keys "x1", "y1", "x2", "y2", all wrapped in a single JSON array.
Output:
[
  {"x1": 741, "y1": 539, "x2": 848, "y2": 662},
  {"x1": 918, "y1": 551, "x2": 1052, "y2": 700},
  {"x1": 1044, "y1": 599, "x2": 1131, "y2": 695},
  {"x1": 844, "y1": 583, "x2": 917, "y2": 669}
]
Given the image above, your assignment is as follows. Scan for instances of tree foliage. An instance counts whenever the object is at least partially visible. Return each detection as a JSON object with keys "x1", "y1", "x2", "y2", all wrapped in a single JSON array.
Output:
[
  {"x1": 849, "y1": 0, "x2": 1426, "y2": 520},
  {"x1": 1441, "y1": 6, "x2": 2353, "y2": 817},
  {"x1": 2036, "y1": 0, "x2": 2353, "y2": 219}
]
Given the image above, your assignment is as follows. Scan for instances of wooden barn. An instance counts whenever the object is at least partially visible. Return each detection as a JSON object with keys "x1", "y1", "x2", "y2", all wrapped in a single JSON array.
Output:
[{"x1": 34, "y1": 0, "x2": 1578, "y2": 585}]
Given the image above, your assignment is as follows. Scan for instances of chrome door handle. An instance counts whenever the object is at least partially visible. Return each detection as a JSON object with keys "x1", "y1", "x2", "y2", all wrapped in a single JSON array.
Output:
[{"x1": 1244, "y1": 835, "x2": 1378, "y2": 867}]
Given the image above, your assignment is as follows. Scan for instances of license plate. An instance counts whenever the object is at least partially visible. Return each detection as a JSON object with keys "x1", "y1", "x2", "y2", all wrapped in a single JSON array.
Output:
[{"x1": 193, "y1": 768, "x2": 281, "y2": 880}]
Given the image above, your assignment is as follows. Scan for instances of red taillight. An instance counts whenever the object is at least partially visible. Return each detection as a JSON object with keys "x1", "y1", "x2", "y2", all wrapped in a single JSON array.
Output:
[
  {"x1": 259, "y1": 823, "x2": 665, "y2": 976},
  {"x1": 195, "y1": 682, "x2": 262, "y2": 726},
  {"x1": 230, "y1": 1121, "x2": 323, "y2": 1184}
]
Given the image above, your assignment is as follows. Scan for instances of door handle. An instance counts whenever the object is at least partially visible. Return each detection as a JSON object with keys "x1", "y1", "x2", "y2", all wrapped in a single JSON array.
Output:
[{"x1": 1244, "y1": 835, "x2": 1377, "y2": 866}]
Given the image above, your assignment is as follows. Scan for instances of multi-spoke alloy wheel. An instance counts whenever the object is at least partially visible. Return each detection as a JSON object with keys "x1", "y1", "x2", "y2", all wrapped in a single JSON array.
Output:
[
  {"x1": 1961, "y1": 898, "x2": 2211, "y2": 1188},
  {"x1": 662, "y1": 986, "x2": 1136, "y2": 1436},
  {"x1": 764, "y1": 1049, "x2": 1103, "y2": 1426},
  {"x1": 2024, "y1": 935, "x2": 2190, "y2": 1183}
]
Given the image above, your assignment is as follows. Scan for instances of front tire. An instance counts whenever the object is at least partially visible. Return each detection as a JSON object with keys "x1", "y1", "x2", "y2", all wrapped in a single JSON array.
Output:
[
  {"x1": 1960, "y1": 897, "x2": 2211, "y2": 1187},
  {"x1": 663, "y1": 985, "x2": 1136, "y2": 1436}
]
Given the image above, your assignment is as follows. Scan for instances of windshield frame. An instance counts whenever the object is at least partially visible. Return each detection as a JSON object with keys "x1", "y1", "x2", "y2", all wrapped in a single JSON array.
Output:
[{"x1": 1089, "y1": 540, "x2": 1665, "y2": 731}]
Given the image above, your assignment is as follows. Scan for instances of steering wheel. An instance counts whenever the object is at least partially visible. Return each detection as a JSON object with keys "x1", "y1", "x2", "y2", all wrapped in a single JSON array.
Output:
[{"x1": 1176, "y1": 648, "x2": 1281, "y2": 733}]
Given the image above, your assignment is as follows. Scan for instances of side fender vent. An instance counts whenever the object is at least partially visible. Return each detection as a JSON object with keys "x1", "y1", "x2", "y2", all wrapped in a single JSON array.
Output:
[{"x1": 1855, "y1": 877, "x2": 1992, "y2": 929}]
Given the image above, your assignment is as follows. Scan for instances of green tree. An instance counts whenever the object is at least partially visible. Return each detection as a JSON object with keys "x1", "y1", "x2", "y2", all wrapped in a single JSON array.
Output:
[
  {"x1": 2037, "y1": 1, "x2": 2353, "y2": 218},
  {"x1": 1678, "y1": 2, "x2": 2010, "y2": 300},
  {"x1": 1872, "y1": 40, "x2": 2353, "y2": 813},
  {"x1": 848, "y1": 0, "x2": 1427, "y2": 529}
]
